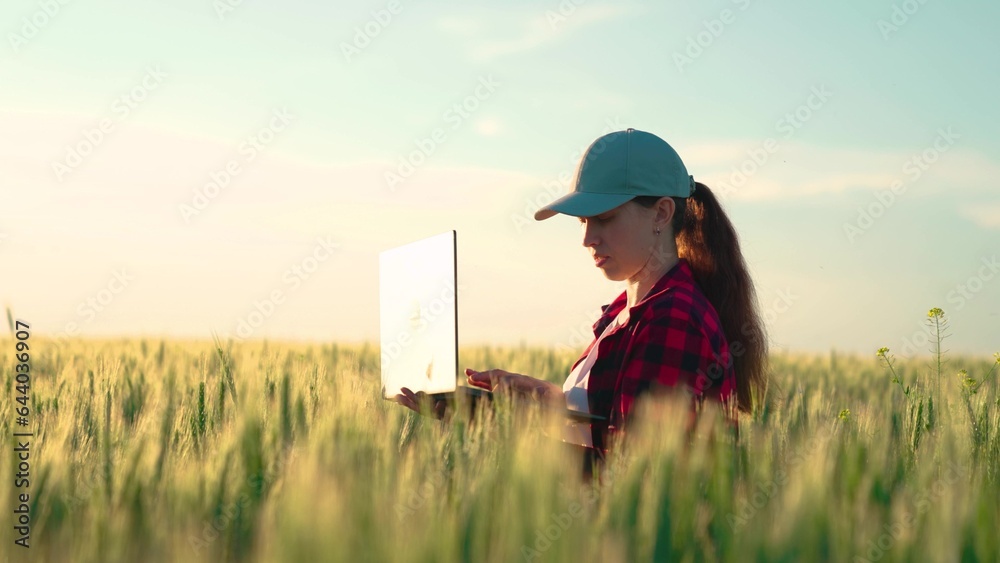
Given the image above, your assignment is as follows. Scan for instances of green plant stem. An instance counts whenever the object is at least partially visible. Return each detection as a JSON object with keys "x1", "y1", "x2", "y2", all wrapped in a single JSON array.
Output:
[
  {"x1": 881, "y1": 355, "x2": 907, "y2": 399},
  {"x1": 973, "y1": 361, "x2": 999, "y2": 395}
]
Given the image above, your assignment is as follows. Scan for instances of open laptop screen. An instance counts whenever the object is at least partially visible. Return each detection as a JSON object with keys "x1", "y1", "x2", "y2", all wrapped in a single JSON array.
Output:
[{"x1": 379, "y1": 230, "x2": 459, "y2": 398}]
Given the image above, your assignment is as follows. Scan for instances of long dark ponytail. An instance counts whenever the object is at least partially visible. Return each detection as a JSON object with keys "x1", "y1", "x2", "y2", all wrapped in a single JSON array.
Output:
[{"x1": 633, "y1": 183, "x2": 769, "y2": 414}]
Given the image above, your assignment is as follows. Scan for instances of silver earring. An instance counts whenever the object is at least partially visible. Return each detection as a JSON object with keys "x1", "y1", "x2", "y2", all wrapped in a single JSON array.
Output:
[{"x1": 654, "y1": 228, "x2": 661, "y2": 235}]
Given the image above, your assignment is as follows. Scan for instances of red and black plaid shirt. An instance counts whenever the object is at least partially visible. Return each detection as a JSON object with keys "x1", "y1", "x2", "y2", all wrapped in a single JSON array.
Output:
[{"x1": 571, "y1": 258, "x2": 737, "y2": 456}]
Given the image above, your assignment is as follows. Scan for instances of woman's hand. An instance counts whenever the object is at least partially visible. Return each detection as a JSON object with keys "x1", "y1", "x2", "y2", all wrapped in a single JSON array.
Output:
[
  {"x1": 393, "y1": 387, "x2": 450, "y2": 421},
  {"x1": 466, "y1": 368, "x2": 564, "y2": 406}
]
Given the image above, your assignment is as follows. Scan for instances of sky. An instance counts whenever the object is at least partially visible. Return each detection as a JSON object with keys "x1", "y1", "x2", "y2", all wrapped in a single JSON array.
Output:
[{"x1": 1, "y1": 0, "x2": 998, "y2": 358}]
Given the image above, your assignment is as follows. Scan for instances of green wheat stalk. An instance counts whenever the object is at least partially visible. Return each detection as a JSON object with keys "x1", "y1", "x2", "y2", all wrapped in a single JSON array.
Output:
[{"x1": 212, "y1": 331, "x2": 239, "y2": 407}]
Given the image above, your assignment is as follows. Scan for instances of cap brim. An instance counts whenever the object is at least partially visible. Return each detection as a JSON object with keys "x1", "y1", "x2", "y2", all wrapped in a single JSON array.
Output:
[{"x1": 534, "y1": 191, "x2": 635, "y2": 221}]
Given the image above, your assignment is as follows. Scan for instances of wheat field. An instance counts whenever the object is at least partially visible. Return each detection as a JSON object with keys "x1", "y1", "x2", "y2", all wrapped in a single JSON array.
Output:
[{"x1": 2, "y1": 321, "x2": 998, "y2": 562}]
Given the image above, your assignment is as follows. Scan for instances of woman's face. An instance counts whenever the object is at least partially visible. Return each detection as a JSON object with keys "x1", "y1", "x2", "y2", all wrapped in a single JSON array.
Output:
[{"x1": 579, "y1": 201, "x2": 657, "y2": 282}]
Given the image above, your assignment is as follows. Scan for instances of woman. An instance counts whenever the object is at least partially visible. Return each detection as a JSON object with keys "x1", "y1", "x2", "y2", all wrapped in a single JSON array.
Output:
[{"x1": 395, "y1": 128, "x2": 768, "y2": 475}]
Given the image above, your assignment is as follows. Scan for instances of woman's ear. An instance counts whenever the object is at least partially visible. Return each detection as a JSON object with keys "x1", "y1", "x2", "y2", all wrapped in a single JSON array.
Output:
[{"x1": 655, "y1": 197, "x2": 676, "y2": 230}]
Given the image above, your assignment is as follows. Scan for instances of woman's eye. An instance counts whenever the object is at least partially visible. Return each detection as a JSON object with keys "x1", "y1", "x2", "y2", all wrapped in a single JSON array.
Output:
[{"x1": 580, "y1": 215, "x2": 610, "y2": 224}]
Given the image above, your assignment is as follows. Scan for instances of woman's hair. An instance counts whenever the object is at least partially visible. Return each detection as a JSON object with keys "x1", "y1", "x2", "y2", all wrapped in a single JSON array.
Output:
[{"x1": 632, "y1": 184, "x2": 769, "y2": 414}]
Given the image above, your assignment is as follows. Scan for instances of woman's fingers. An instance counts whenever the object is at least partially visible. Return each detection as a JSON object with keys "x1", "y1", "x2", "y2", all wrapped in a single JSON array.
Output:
[
  {"x1": 469, "y1": 379, "x2": 492, "y2": 391},
  {"x1": 467, "y1": 368, "x2": 517, "y2": 387},
  {"x1": 396, "y1": 387, "x2": 448, "y2": 419},
  {"x1": 394, "y1": 392, "x2": 417, "y2": 411},
  {"x1": 398, "y1": 387, "x2": 427, "y2": 412},
  {"x1": 466, "y1": 369, "x2": 535, "y2": 397},
  {"x1": 466, "y1": 368, "x2": 495, "y2": 389},
  {"x1": 396, "y1": 387, "x2": 416, "y2": 409}
]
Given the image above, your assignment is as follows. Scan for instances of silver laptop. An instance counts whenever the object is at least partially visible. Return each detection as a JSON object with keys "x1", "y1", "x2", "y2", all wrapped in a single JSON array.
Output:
[{"x1": 378, "y1": 230, "x2": 605, "y2": 423}]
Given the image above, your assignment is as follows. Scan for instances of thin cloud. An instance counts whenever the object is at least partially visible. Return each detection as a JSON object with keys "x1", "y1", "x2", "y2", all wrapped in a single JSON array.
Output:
[
  {"x1": 463, "y1": 4, "x2": 639, "y2": 63},
  {"x1": 959, "y1": 203, "x2": 1000, "y2": 230},
  {"x1": 682, "y1": 140, "x2": 1000, "y2": 202}
]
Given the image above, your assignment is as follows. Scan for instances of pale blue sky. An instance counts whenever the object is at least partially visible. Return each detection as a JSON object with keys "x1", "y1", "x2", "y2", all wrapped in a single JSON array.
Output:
[{"x1": 1, "y1": 0, "x2": 998, "y2": 357}]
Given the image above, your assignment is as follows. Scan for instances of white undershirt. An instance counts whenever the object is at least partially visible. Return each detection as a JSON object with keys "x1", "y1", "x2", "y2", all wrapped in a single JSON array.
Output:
[{"x1": 558, "y1": 307, "x2": 629, "y2": 448}]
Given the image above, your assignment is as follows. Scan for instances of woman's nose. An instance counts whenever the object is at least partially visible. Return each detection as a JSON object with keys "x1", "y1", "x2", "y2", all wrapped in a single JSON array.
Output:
[{"x1": 582, "y1": 225, "x2": 599, "y2": 248}]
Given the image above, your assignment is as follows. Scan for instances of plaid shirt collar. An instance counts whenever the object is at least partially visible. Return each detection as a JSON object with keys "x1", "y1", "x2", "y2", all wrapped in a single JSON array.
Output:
[{"x1": 592, "y1": 257, "x2": 695, "y2": 338}]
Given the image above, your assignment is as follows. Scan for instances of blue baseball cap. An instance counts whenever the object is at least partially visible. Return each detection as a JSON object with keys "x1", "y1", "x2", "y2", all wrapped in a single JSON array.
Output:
[{"x1": 534, "y1": 128, "x2": 695, "y2": 221}]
